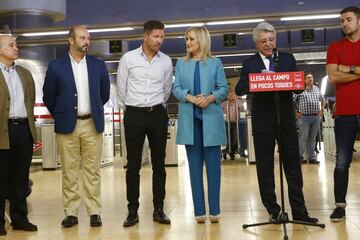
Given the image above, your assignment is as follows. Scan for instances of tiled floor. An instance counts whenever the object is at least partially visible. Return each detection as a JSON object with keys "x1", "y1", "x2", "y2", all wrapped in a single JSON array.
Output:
[{"x1": 2, "y1": 143, "x2": 360, "y2": 240}]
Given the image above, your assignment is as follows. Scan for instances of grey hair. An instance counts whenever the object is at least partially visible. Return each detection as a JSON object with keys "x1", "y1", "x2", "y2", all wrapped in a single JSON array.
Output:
[{"x1": 252, "y1": 22, "x2": 276, "y2": 42}]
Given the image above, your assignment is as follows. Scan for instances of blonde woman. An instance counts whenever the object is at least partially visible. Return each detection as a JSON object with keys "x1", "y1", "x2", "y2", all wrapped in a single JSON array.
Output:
[{"x1": 172, "y1": 26, "x2": 228, "y2": 223}]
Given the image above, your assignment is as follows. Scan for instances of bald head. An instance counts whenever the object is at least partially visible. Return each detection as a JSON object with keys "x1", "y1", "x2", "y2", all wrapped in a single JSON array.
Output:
[
  {"x1": 0, "y1": 35, "x2": 19, "y2": 65},
  {"x1": 67, "y1": 25, "x2": 90, "y2": 55}
]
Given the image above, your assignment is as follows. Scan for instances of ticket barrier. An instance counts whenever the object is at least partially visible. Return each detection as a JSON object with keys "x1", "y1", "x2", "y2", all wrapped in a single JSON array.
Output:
[
  {"x1": 323, "y1": 109, "x2": 336, "y2": 161},
  {"x1": 32, "y1": 124, "x2": 61, "y2": 170},
  {"x1": 165, "y1": 119, "x2": 183, "y2": 166}
]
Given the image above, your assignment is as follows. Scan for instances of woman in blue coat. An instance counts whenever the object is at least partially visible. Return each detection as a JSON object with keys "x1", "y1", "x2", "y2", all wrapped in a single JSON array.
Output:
[{"x1": 172, "y1": 26, "x2": 228, "y2": 223}]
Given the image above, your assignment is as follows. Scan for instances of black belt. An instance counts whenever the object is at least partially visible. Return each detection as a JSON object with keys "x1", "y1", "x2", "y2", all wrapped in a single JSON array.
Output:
[
  {"x1": 126, "y1": 104, "x2": 163, "y2": 112},
  {"x1": 77, "y1": 114, "x2": 92, "y2": 120},
  {"x1": 302, "y1": 113, "x2": 319, "y2": 116},
  {"x1": 8, "y1": 118, "x2": 28, "y2": 125}
]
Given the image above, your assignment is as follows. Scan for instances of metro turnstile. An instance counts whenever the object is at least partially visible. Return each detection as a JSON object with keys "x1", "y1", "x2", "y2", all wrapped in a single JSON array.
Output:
[{"x1": 41, "y1": 124, "x2": 61, "y2": 169}]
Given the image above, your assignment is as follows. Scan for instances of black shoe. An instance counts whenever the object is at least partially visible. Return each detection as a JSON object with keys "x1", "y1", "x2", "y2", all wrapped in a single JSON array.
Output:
[
  {"x1": 223, "y1": 153, "x2": 227, "y2": 160},
  {"x1": 123, "y1": 211, "x2": 139, "y2": 227},
  {"x1": 61, "y1": 216, "x2": 78, "y2": 228},
  {"x1": 293, "y1": 213, "x2": 318, "y2": 223},
  {"x1": 0, "y1": 225, "x2": 6, "y2": 236},
  {"x1": 308, "y1": 159, "x2": 320, "y2": 165},
  {"x1": 269, "y1": 212, "x2": 281, "y2": 224},
  {"x1": 330, "y1": 207, "x2": 346, "y2": 222},
  {"x1": 153, "y1": 209, "x2": 171, "y2": 224},
  {"x1": 12, "y1": 221, "x2": 38, "y2": 231},
  {"x1": 90, "y1": 215, "x2": 102, "y2": 227},
  {"x1": 230, "y1": 154, "x2": 235, "y2": 160}
]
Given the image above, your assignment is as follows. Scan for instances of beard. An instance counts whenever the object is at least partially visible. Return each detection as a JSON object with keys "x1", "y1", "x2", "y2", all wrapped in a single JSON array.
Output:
[{"x1": 78, "y1": 45, "x2": 88, "y2": 53}]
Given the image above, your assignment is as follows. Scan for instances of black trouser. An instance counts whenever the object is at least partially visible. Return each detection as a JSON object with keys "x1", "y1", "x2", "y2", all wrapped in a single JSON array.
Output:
[
  {"x1": 223, "y1": 122, "x2": 238, "y2": 155},
  {"x1": 253, "y1": 129, "x2": 308, "y2": 216},
  {"x1": 0, "y1": 121, "x2": 33, "y2": 226},
  {"x1": 124, "y1": 105, "x2": 169, "y2": 211}
]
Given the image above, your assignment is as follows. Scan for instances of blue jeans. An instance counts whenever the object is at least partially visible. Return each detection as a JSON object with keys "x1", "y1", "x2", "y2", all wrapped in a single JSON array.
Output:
[
  {"x1": 334, "y1": 115, "x2": 360, "y2": 207},
  {"x1": 185, "y1": 118, "x2": 221, "y2": 216},
  {"x1": 298, "y1": 115, "x2": 320, "y2": 161}
]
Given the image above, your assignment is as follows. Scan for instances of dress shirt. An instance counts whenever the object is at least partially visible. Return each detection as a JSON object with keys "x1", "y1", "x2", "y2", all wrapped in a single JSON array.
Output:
[
  {"x1": 0, "y1": 62, "x2": 27, "y2": 118},
  {"x1": 116, "y1": 46, "x2": 173, "y2": 109},
  {"x1": 69, "y1": 53, "x2": 91, "y2": 115},
  {"x1": 293, "y1": 85, "x2": 324, "y2": 114},
  {"x1": 222, "y1": 99, "x2": 244, "y2": 123},
  {"x1": 259, "y1": 52, "x2": 272, "y2": 71}
]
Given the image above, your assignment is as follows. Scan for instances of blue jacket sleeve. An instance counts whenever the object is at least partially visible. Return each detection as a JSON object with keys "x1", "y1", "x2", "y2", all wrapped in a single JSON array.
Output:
[
  {"x1": 42, "y1": 61, "x2": 56, "y2": 115},
  {"x1": 211, "y1": 58, "x2": 228, "y2": 104},
  {"x1": 172, "y1": 59, "x2": 190, "y2": 103},
  {"x1": 235, "y1": 59, "x2": 250, "y2": 96},
  {"x1": 100, "y1": 60, "x2": 110, "y2": 105}
]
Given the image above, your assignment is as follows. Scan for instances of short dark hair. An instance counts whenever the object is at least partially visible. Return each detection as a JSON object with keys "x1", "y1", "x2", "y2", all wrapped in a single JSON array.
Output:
[
  {"x1": 340, "y1": 6, "x2": 360, "y2": 19},
  {"x1": 143, "y1": 20, "x2": 165, "y2": 34},
  {"x1": 305, "y1": 72, "x2": 314, "y2": 77}
]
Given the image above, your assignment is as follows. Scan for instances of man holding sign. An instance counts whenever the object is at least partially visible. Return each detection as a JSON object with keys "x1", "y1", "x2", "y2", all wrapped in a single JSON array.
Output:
[{"x1": 235, "y1": 22, "x2": 318, "y2": 223}]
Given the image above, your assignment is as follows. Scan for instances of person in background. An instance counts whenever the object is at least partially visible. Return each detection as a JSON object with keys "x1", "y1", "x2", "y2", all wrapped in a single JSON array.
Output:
[
  {"x1": 222, "y1": 91, "x2": 244, "y2": 160},
  {"x1": 43, "y1": 25, "x2": 110, "y2": 228},
  {"x1": 172, "y1": 26, "x2": 228, "y2": 223},
  {"x1": 0, "y1": 35, "x2": 38, "y2": 235},
  {"x1": 293, "y1": 72, "x2": 325, "y2": 165},
  {"x1": 235, "y1": 22, "x2": 318, "y2": 223},
  {"x1": 326, "y1": 6, "x2": 360, "y2": 222},
  {"x1": 116, "y1": 20, "x2": 173, "y2": 227}
]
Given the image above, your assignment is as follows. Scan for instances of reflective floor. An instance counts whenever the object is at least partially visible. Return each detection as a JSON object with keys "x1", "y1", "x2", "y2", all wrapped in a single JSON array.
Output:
[{"x1": 2, "y1": 143, "x2": 360, "y2": 240}]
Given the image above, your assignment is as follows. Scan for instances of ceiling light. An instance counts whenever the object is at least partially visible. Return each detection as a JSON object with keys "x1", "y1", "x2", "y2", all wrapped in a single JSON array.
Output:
[
  {"x1": 165, "y1": 23, "x2": 205, "y2": 29},
  {"x1": 281, "y1": 14, "x2": 339, "y2": 21},
  {"x1": 105, "y1": 60, "x2": 119, "y2": 63},
  {"x1": 22, "y1": 31, "x2": 68, "y2": 37},
  {"x1": 215, "y1": 53, "x2": 254, "y2": 57},
  {"x1": 206, "y1": 18, "x2": 264, "y2": 26},
  {"x1": 22, "y1": 27, "x2": 135, "y2": 37},
  {"x1": 306, "y1": 61, "x2": 326, "y2": 65},
  {"x1": 223, "y1": 65, "x2": 242, "y2": 69},
  {"x1": 89, "y1": 27, "x2": 134, "y2": 33}
]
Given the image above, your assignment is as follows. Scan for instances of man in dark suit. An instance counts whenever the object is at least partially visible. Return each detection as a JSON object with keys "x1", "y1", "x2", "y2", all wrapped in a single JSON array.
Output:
[
  {"x1": 43, "y1": 25, "x2": 110, "y2": 228},
  {"x1": 235, "y1": 22, "x2": 318, "y2": 223},
  {"x1": 0, "y1": 35, "x2": 38, "y2": 235}
]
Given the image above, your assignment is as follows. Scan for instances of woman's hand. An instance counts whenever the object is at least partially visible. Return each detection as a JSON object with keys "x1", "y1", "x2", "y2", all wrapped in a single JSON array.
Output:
[
  {"x1": 186, "y1": 94, "x2": 205, "y2": 106},
  {"x1": 198, "y1": 95, "x2": 216, "y2": 108}
]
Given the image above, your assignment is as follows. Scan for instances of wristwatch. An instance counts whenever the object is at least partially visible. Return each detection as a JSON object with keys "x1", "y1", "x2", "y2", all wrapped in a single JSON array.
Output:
[{"x1": 350, "y1": 65, "x2": 356, "y2": 74}]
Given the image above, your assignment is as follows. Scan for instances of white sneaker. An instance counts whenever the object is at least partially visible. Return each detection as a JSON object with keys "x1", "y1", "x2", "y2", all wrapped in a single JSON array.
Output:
[
  {"x1": 209, "y1": 215, "x2": 220, "y2": 223},
  {"x1": 195, "y1": 215, "x2": 206, "y2": 223}
]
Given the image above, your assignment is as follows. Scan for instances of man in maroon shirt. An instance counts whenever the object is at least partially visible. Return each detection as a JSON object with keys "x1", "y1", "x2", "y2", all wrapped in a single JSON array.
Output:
[{"x1": 326, "y1": 6, "x2": 360, "y2": 222}]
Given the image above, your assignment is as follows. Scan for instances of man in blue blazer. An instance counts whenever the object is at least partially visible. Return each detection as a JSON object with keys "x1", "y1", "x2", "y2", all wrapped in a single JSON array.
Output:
[
  {"x1": 43, "y1": 25, "x2": 110, "y2": 228},
  {"x1": 235, "y1": 22, "x2": 318, "y2": 223}
]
